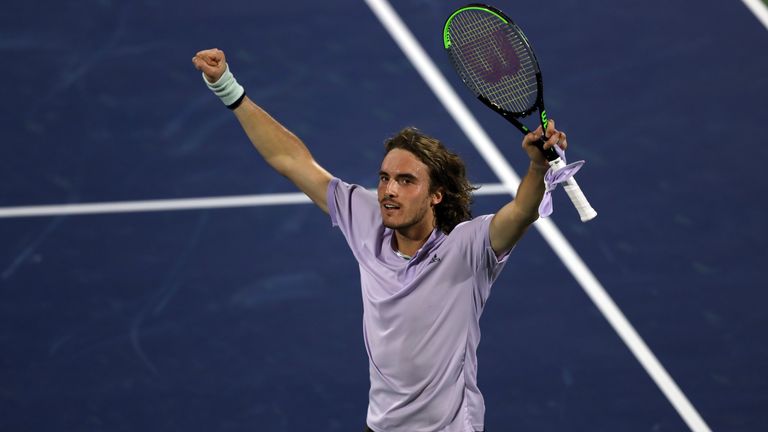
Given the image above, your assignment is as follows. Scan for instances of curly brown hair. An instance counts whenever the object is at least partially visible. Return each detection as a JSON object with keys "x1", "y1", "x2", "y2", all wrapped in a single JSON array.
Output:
[{"x1": 384, "y1": 127, "x2": 477, "y2": 234}]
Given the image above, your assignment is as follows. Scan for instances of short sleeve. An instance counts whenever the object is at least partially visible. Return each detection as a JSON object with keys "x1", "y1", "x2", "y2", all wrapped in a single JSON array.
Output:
[
  {"x1": 327, "y1": 177, "x2": 382, "y2": 253},
  {"x1": 449, "y1": 214, "x2": 512, "y2": 303}
]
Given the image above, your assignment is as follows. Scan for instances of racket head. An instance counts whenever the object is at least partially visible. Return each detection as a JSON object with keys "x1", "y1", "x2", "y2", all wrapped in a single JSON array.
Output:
[{"x1": 443, "y1": 4, "x2": 544, "y2": 120}]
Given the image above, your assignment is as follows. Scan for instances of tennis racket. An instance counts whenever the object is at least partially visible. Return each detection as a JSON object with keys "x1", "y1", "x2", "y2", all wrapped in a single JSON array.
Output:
[{"x1": 443, "y1": 3, "x2": 597, "y2": 222}]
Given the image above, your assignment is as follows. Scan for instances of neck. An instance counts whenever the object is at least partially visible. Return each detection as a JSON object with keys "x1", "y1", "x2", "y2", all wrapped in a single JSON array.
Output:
[{"x1": 393, "y1": 222, "x2": 435, "y2": 257}]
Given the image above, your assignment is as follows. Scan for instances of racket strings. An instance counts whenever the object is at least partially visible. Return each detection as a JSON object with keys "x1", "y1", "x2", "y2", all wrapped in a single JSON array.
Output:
[
  {"x1": 454, "y1": 21, "x2": 536, "y2": 111},
  {"x1": 448, "y1": 10, "x2": 538, "y2": 113},
  {"x1": 453, "y1": 18, "x2": 536, "y2": 110}
]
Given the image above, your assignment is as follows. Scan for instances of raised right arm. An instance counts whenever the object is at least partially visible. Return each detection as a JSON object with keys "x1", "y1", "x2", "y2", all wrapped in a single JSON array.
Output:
[{"x1": 192, "y1": 48, "x2": 333, "y2": 213}]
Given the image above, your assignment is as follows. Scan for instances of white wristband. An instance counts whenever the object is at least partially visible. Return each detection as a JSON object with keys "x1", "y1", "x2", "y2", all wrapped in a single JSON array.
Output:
[{"x1": 204, "y1": 64, "x2": 245, "y2": 109}]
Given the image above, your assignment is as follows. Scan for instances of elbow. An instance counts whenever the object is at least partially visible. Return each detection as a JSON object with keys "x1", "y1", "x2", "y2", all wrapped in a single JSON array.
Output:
[
  {"x1": 524, "y1": 212, "x2": 540, "y2": 227},
  {"x1": 266, "y1": 154, "x2": 296, "y2": 177},
  {"x1": 515, "y1": 206, "x2": 540, "y2": 227}
]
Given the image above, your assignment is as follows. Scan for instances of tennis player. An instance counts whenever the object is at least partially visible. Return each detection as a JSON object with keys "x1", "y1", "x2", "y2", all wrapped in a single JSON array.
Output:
[{"x1": 193, "y1": 48, "x2": 567, "y2": 432}]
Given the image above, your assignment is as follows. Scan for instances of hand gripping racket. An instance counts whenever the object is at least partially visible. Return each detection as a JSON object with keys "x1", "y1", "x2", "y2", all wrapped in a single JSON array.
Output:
[{"x1": 444, "y1": 4, "x2": 597, "y2": 222}]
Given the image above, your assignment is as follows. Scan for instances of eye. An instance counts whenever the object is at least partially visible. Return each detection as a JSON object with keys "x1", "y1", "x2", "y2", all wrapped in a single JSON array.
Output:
[{"x1": 379, "y1": 174, "x2": 388, "y2": 183}]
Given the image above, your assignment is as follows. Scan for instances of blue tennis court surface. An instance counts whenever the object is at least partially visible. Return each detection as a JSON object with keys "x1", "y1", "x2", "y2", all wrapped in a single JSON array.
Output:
[{"x1": 2, "y1": 1, "x2": 767, "y2": 431}]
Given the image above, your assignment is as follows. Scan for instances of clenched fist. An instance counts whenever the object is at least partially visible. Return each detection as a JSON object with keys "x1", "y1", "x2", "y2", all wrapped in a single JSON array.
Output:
[{"x1": 192, "y1": 48, "x2": 227, "y2": 83}]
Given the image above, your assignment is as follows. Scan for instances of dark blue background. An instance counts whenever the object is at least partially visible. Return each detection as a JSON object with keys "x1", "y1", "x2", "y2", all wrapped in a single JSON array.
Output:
[{"x1": 2, "y1": 0, "x2": 767, "y2": 430}]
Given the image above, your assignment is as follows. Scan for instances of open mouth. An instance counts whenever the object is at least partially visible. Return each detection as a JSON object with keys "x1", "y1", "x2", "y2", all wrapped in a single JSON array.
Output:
[{"x1": 381, "y1": 201, "x2": 401, "y2": 211}]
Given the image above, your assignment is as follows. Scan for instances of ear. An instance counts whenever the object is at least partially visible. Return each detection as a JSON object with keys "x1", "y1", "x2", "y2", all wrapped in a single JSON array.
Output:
[{"x1": 431, "y1": 188, "x2": 443, "y2": 206}]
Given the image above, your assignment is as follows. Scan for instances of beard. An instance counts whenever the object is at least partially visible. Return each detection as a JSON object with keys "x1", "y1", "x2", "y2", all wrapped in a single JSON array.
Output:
[{"x1": 381, "y1": 203, "x2": 433, "y2": 231}]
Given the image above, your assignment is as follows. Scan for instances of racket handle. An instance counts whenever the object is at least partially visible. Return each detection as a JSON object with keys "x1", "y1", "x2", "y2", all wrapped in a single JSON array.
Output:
[{"x1": 549, "y1": 158, "x2": 598, "y2": 222}]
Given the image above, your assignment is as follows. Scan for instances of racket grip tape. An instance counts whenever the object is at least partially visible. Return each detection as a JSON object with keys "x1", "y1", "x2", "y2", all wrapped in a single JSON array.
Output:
[
  {"x1": 563, "y1": 179, "x2": 597, "y2": 222},
  {"x1": 549, "y1": 158, "x2": 597, "y2": 222}
]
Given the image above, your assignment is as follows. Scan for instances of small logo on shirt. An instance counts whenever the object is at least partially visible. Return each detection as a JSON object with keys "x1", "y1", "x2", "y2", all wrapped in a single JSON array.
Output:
[{"x1": 429, "y1": 254, "x2": 441, "y2": 264}]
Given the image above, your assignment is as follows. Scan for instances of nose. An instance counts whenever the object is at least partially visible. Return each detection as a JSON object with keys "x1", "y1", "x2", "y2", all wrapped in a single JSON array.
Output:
[
  {"x1": 384, "y1": 179, "x2": 398, "y2": 198},
  {"x1": 381, "y1": 179, "x2": 397, "y2": 198}
]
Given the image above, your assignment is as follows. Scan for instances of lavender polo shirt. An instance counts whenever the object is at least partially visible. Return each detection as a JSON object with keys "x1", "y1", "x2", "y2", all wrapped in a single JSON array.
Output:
[{"x1": 327, "y1": 178, "x2": 511, "y2": 432}]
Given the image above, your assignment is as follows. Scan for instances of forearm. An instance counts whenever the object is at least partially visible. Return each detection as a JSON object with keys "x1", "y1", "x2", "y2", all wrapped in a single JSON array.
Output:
[
  {"x1": 232, "y1": 96, "x2": 313, "y2": 176},
  {"x1": 512, "y1": 161, "x2": 549, "y2": 222},
  {"x1": 489, "y1": 161, "x2": 548, "y2": 254}
]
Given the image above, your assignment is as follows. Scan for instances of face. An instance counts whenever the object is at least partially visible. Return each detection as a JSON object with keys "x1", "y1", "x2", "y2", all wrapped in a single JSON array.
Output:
[{"x1": 377, "y1": 149, "x2": 442, "y2": 233}]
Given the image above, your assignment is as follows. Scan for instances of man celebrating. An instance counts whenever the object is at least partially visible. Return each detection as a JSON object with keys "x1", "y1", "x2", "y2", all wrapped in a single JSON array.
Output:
[{"x1": 193, "y1": 48, "x2": 567, "y2": 432}]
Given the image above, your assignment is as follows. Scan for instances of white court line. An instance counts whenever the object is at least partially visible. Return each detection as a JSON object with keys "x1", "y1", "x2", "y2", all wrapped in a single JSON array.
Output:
[
  {"x1": 742, "y1": 0, "x2": 768, "y2": 30},
  {"x1": 363, "y1": 0, "x2": 712, "y2": 431},
  {"x1": 0, "y1": 183, "x2": 510, "y2": 219}
]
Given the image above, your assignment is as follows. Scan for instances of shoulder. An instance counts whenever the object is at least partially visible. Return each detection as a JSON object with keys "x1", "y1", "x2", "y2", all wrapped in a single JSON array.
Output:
[
  {"x1": 442, "y1": 214, "x2": 494, "y2": 247},
  {"x1": 327, "y1": 178, "x2": 378, "y2": 207},
  {"x1": 449, "y1": 214, "x2": 494, "y2": 235},
  {"x1": 329, "y1": 178, "x2": 376, "y2": 200},
  {"x1": 328, "y1": 177, "x2": 380, "y2": 228}
]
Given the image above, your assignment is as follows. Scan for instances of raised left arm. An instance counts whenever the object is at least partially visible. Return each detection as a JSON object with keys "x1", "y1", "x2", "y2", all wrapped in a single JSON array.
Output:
[{"x1": 489, "y1": 121, "x2": 567, "y2": 255}]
